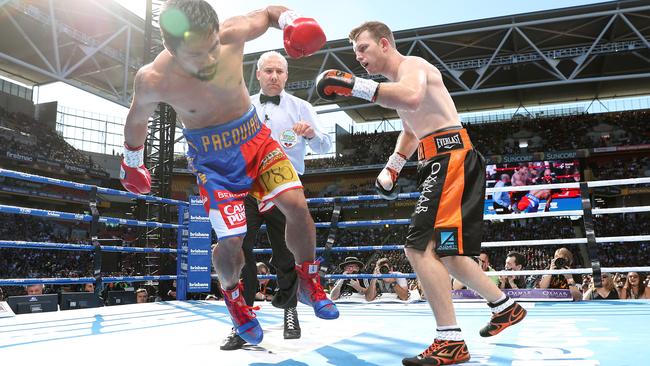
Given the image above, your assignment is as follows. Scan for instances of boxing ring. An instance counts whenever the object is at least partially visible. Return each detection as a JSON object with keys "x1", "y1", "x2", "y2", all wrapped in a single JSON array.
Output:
[
  {"x1": 1, "y1": 167, "x2": 650, "y2": 365},
  {"x1": 1, "y1": 301, "x2": 648, "y2": 365}
]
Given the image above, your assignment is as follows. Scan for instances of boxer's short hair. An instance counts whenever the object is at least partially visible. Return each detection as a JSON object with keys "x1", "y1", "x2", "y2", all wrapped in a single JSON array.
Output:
[
  {"x1": 349, "y1": 21, "x2": 396, "y2": 48},
  {"x1": 160, "y1": 0, "x2": 219, "y2": 53}
]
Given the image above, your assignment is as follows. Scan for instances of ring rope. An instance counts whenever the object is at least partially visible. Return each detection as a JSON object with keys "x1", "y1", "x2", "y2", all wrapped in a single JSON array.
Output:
[
  {"x1": 2, "y1": 170, "x2": 649, "y2": 293},
  {"x1": 487, "y1": 177, "x2": 650, "y2": 192},
  {"x1": 304, "y1": 177, "x2": 650, "y2": 204},
  {"x1": 224, "y1": 265, "x2": 650, "y2": 281},
  {"x1": 593, "y1": 206, "x2": 650, "y2": 215},
  {"x1": 0, "y1": 240, "x2": 178, "y2": 253},
  {"x1": 0, "y1": 168, "x2": 187, "y2": 206},
  {"x1": 251, "y1": 234, "x2": 650, "y2": 254},
  {"x1": 0, "y1": 275, "x2": 177, "y2": 286},
  {"x1": 482, "y1": 235, "x2": 650, "y2": 247},
  {"x1": 300, "y1": 203, "x2": 650, "y2": 230},
  {"x1": 3, "y1": 233, "x2": 645, "y2": 255},
  {"x1": 0, "y1": 204, "x2": 183, "y2": 229}
]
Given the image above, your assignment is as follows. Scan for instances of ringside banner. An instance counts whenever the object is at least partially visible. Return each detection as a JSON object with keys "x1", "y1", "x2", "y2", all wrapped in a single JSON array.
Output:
[{"x1": 187, "y1": 196, "x2": 212, "y2": 292}]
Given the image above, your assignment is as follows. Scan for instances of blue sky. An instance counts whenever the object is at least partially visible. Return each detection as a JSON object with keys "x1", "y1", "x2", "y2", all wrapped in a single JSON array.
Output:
[{"x1": 27, "y1": 0, "x2": 609, "y2": 153}]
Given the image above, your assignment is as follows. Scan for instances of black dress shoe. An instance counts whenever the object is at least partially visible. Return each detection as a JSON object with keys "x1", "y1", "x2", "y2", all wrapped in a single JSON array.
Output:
[
  {"x1": 283, "y1": 307, "x2": 301, "y2": 339},
  {"x1": 220, "y1": 328, "x2": 246, "y2": 350}
]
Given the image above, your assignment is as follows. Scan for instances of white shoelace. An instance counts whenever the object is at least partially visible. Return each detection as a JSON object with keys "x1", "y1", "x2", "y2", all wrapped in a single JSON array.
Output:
[{"x1": 285, "y1": 308, "x2": 298, "y2": 330}]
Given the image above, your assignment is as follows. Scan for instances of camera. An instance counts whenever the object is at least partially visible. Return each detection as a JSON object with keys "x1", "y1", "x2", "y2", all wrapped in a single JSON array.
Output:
[
  {"x1": 555, "y1": 257, "x2": 567, "y2": 268},
  {"x1": 379, "y1": 265, "x2": 390, "y2": 274}
]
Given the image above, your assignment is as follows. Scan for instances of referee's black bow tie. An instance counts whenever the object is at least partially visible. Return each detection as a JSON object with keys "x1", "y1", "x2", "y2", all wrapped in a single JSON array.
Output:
[{"x1": 260, "y1": 94, "x2": 281, "y2": 105}]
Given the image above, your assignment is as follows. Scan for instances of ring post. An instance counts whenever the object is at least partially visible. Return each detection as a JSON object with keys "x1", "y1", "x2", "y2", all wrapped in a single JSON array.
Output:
[
  {"x1": 580, "y1": 182, "x2": 603, "y2": 287},
  {"x1": 318, "y1": 203, "x2": 341, "y2": 275},
  {"x1": 186, "y1": 196, "x2": 212, "y2": 295},
  {"x1": 176, "y1": 204, "x2": 188, "y2": 300},
  {"x1": 88, "y1": 186, "x2": 103, "y2": 297}
]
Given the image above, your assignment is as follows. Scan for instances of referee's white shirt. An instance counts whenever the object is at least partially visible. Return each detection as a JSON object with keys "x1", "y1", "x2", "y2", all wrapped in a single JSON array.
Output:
[{"x1": 251, "y1": 90, "x2": 332, "y2": 175}]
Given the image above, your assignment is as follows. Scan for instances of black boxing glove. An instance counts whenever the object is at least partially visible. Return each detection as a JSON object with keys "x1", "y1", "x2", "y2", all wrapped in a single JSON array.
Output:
[
  {"x1": 316, "y1": 69, "x2": 380, "y2": 101},
  {"x1": 375, "y1": 152, "x2": 407, "y2": 200}
]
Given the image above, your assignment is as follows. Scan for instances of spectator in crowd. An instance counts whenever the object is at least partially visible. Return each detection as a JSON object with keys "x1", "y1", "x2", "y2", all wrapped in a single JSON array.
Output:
[
  {"x1": 166, "y1": 280, "x2": 177, "y2": 300},
  {"x1": 409, "y1": 279, "x2": 425, "y2": 300},
  {"x1": 136, "y1": 288, "x2": 148, "y2": 303},
  {"x1": 82, "y1": 283, "x2": 95, "y2": 293},
  {"x1": 619, "y1": 272, "x2": 649, "y2": 299},
  {"x1": 582, "y1": 273, "x2": 619, "y2": 300},
  {"x1": 26, "y1": 284, "x2": 44, "y2": 295},
  {"x1": 499, "y1": 252, "x2": 527, "y2": 289},
  {"x1": 365, "y1": 258, "x2": 409, "y2": 301},
  {"x1": 538, "y1": 247, "x2": 582, "y2": 301},
  {"x1": 330, "y1": 257, "x2": 368, "y2": 300},
  {"x1": 255, "y1": 262, "x2": 277, "y2": 302},
  {"x1": 613, "y1": 272, "x2": 626, "y2": 289},
  {"x1": 492, "y1": 174, "x2": 512, "y2": 214},
  {"x1": 479, "y1": 251, "x2": 501, "y2": 287}
]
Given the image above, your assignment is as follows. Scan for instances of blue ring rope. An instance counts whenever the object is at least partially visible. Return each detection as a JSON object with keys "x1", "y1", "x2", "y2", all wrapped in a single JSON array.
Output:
[
  {"x1": 253, "y1": 244, "x2": 404, "y2": 254},
  {"x1": 0, "y1": 168, "x2": 187, "y2": 206},
  {"x1": 264, "y1": 219, "x2": 410, "y2": 230},
  {"x1": 0, "y1": 240, "x2": 178, "y2": 253},
  {"x1": 0, "y1": 275, "x2": 177, "y2": 286},
  {"x1": 305, "y1": 192, "x2": 420, "y2": 204},
  {"x1": 239, "y1": 273, "x2": 418, "y2": 280},
  {"x1": 0, "y1": 204, "x2": 183, "y2": 229}
]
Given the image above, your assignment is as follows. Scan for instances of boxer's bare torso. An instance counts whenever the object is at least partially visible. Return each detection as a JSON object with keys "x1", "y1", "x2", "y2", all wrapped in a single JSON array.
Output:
[
  {"x1": 133, "y1": 32, "x2": 249, "y2": 129},
  {"x1": 393, "y1": 57, "x2": 462, "y2": 139}
]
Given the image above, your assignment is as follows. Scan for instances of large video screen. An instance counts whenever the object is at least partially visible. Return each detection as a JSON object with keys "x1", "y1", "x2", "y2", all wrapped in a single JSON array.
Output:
[{"x1": 485, "y1": 159, "x2": 582, "y2": 215}]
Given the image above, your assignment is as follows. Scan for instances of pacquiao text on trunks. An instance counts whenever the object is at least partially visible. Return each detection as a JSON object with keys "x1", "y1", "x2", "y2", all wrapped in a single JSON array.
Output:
[{"x1": 198, "y1": 114, "x2": 262, "y2": 153}]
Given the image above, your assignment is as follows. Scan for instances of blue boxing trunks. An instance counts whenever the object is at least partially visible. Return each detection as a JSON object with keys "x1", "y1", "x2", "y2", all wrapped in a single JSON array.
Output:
[{"x1": 183, "y1": 106, "x2": 302, "y2": 239}]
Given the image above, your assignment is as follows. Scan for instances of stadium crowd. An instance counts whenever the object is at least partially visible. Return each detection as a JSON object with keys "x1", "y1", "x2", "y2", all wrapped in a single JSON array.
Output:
[
  {"x1": 0, "y1": 106, "x2": 105, "y2": 172},
  {"x1": 305, "y1": 110, "x2": 650, "y2": 170},
  {"x1": 2, "y1": 211, "x2": 648, "y2": 302},
  {"x1": 2, "y1": 107, "x2": 649, "y2": 305}
]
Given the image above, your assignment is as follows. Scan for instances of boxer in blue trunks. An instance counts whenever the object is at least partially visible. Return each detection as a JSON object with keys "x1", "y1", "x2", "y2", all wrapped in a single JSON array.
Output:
[
  {"x1": 118, "y1": 0, "x2": 338, "y2": 346},
  {"x1": 184, "y1": 106, "x2": 301, "y2": 237}
]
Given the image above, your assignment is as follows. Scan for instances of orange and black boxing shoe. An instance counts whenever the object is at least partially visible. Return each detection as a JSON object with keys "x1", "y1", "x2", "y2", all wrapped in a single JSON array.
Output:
[
  {"x1": 402, "y1": 339, "x2": 470, "y2": 366},
  {"x1": 479, "y1": 297, "x2": 527, "y2": 337}
]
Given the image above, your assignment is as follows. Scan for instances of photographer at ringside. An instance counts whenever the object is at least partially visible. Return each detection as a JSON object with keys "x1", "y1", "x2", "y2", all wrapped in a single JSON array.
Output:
[
  {"x1": 330, "y1": 257, "x2": 368, "y2": 301},
  {"x1": 365, "y1": 257, "x2": 409, "y2": 301},
  {"x1": 538, "y1": 247, "x2": 582, "y2": 301},
  {"x1": 499, "y1": 251, "x2": 528, "y2": 290}
]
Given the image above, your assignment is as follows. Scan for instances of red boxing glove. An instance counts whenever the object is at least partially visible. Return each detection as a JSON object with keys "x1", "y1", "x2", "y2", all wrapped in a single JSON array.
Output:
[
  {"x1": 120, "y1": 143, "x2": 151, "y2": 194},
  {"x1": 279, "y1": 11, "x2": 326, "y2": 58}
]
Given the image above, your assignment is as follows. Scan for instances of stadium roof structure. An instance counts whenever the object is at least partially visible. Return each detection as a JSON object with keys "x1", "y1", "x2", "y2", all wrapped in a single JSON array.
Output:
[
  {"x1": 1, "y1": 0, "x2": 649, "y2": 123},
  {"x1": 245, "y1": 0, "x2": 650, "y2": 122},
  {"x1": 0, "y1": 0, "x2": 147, "y2": 107}
]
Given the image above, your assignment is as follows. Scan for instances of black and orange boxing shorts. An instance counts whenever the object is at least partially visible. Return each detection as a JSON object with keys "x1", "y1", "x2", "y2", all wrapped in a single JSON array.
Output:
[{"x1": 405, "y1": 127, "x2": 486, "y2": 256}]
